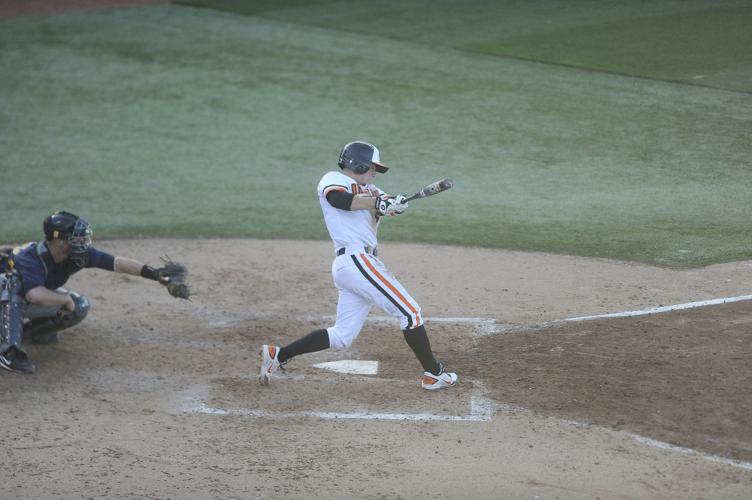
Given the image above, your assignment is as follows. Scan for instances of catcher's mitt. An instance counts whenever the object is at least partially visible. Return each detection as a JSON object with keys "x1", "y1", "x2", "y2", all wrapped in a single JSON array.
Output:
[{"x1": 156, "y1": 259, "x2": 191, "y2": 300}]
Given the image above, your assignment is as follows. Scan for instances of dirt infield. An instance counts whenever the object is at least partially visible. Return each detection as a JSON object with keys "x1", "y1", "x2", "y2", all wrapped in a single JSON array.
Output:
[{"x1": 2, "y1": 239, "x2": 751, "y2": 498}]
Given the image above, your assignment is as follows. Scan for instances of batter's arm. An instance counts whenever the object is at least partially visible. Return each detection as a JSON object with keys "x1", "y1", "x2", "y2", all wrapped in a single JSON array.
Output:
[
  {"x1": 326, "y1": 191, "x2": 377, "y2": 213},
  {"x1": 350, "y1": 194, "x2": 378, "y2": 211}
]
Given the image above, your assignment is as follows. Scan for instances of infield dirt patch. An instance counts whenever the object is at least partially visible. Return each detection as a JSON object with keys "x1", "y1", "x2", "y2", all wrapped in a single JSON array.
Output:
[{"x1": 2, "y1": 239, "x2": 751, "y2": 498}]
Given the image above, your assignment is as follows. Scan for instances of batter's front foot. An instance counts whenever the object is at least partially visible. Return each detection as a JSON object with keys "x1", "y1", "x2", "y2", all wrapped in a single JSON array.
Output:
[{"x1": 259, "y1": 344, "x2": 281, "y2": 385}]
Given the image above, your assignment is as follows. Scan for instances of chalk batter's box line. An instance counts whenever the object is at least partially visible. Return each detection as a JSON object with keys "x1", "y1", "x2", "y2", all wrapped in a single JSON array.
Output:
[
  {"x1": 188, "y1": 392, "x2": 493, "y2": 423},
  {"x1": 186, "y1": 396, "x2": 752, "y2": 471}
]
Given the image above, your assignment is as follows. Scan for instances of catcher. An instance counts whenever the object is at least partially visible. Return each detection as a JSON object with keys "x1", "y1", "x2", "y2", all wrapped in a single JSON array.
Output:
[{"x1": 0, "y1": 211, "x2": 190, "y2": 374}]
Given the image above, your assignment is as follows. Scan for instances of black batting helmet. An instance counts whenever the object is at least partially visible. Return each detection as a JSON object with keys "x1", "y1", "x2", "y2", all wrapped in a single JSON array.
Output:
[
  {"x1": 43, "y1": 211, "x2": 93, "y2": 267},
  {"x1": 338, "y1": 141, "x2": 389, "y2": 174}
]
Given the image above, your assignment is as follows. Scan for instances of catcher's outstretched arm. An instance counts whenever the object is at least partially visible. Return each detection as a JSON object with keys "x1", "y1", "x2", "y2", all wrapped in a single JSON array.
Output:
[
  {"x1": 114, "y1": 256, "x2": 148, "y2": 276},
  {"x1": 117, "y1": 256, "x2": 192, "y2": 300}
]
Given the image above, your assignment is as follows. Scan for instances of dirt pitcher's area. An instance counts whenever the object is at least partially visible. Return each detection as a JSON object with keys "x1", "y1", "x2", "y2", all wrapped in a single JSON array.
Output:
[{"x1": 2, "y1": 239, "x2": 751, "y2": 499}]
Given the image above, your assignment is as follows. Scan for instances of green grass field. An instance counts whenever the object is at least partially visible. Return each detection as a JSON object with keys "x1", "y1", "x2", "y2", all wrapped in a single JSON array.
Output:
[{"x1": 1, "y1": 1, "x2": 750, "y2": 266}]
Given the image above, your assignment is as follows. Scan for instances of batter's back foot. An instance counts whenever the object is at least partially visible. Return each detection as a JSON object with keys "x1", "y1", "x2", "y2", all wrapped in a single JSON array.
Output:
[{"x1": 421, "y1": 362, "x2": 457, "y2": 390}]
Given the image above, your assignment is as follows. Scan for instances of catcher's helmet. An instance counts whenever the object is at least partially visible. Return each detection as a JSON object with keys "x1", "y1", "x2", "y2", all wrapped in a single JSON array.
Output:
[
  {"x1": 338, "y1": 141, "x2": 389, "y2": 174},
  {"x1": 43, "y1": 211, "x2": 93, "y2": 267}
]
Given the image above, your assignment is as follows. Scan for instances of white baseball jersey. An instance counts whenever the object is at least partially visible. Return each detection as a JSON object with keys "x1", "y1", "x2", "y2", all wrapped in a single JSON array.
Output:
[
  {"x1": 317, "y1": 170, "x2": 384, "y2": 251},
  {"x1": 316, "y1": 170, "x2": 423, "y2": 348}
]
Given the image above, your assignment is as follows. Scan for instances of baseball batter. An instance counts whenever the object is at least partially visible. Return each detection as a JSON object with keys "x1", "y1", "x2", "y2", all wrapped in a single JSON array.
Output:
[{"x1": 259, "y1": 141, "x2": 457, "y2": 390}]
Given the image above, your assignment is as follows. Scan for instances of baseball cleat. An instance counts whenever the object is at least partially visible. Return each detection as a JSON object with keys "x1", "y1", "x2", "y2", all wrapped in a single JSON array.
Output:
[
  {"x1": 259, "y1": 344, "x2": 281, "y2": 385},
  {"x1": 0, "y1": 348, "x2": 36, "y2": 375},
  {"x1": 421, "y1": 362, "x2": 457, "y2": 390}
]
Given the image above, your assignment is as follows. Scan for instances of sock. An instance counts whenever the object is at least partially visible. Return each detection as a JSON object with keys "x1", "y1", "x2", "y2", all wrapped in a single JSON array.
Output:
[
  {"x1": 402, "y1": 325, "x2": 440, "y2": 374},
  {"x1": 278, "y1": 329, "x2": 330, "y2": 363}
]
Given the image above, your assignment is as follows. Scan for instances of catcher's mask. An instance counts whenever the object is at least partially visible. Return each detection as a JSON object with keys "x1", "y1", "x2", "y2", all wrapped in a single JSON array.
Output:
[
  {"x1": 338, "y1": 141, "x2": 389, "y2": 174},
  {"x1": 43, "y1": 211, "x2": 93, "y2": 268}
]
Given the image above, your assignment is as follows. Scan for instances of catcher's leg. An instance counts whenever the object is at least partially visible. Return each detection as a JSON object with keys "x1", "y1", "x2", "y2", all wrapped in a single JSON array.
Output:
[
  {"x1": 24, "y1": 290, "x2": 90, "y2": 344},
  {"x1": 1, "y1": 272, "x2": 35, "y2": 374}
]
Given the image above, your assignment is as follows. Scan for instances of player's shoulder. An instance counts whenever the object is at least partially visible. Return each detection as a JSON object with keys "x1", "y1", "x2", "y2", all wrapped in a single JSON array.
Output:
[
  {"x1": 9, "y1": 242, "x2": 45, "y2": 272},
  {"x1": 318, "y1": 170, "x2": 352, "y2": 195},
  {"x1": 13, "y1": 241, "x2": 41, "y2": 260}
]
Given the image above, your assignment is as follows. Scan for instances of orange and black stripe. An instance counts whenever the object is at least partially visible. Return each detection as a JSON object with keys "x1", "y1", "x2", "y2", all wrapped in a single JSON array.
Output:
[
  {"x1": 322, "y1": 184, "x2": 348, "y2": 197},
  {"x1": 351, "y1": 254, "x2": 422, "y2": 329}
]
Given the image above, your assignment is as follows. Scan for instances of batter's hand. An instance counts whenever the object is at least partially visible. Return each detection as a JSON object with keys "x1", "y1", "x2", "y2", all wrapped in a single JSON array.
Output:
[
  {"x1": 392, "y1": 194, "x2": 409, "y2": 214},
  {"x1": 375, "y1": 194, "x2": 409, "y2": 217}
]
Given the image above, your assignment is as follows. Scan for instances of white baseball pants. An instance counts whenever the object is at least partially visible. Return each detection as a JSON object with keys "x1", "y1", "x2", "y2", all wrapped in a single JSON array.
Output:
[{"x1": 326, "y1": 251, "x2": 423, "y2": 349}]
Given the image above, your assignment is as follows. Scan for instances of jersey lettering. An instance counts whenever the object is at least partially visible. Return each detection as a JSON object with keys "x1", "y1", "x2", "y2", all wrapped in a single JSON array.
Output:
[{"x1": 351, "y1": 184, "x2": 379, "y2": 197}]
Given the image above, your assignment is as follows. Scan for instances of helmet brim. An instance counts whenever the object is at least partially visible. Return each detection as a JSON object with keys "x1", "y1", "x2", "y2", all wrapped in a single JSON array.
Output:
[{"x1": 373, "y1": 161, "x2": 389, "y2": 174}]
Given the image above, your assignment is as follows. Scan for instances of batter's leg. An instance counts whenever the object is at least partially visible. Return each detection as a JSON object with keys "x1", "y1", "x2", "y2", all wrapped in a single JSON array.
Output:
[
  {"x1": 278, "y1": 329, "x2": 330, "y2": 363},
  {"x1": 402, "y1": 324, "x2": 439, "y2": 375},
  {"x1": 346, "y1": 254, "x2": 456, "y2": 388},
  {"x1": 259, "y1": 289, "x2": 371, "y2": 385},
  {"x1": 325, "y1": 288, "x2": 372, "y2": 349},
  {"x1": 345, "y1": 254, "x2": 422, "y2": 330}
]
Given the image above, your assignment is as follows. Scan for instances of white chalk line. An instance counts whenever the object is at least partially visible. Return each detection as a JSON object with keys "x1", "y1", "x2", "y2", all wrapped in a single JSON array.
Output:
[
  {"x1": 186, "y1": 395, "x2": 752, "y2": 471},
  {"x1": 561, "y1": 294, "x2": 752, "y2": 323},
  {"x1": 495, "y1": 402, "x2": 752, "y2": 471},
  {"x1": 192, "y1": 399, "x2": 492, "y2": 422},
  {"x1": 188, "y1": 392, "x2": 493, "y2": 423},
  {"x1": 624, "y1": 433, "x2": 752, "y2": 471}
]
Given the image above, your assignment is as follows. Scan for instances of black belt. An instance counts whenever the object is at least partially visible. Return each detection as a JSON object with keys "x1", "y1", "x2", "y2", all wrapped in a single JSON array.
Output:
[{"x1": 336, "y1": 246, "x2": 377, "y2": 257}]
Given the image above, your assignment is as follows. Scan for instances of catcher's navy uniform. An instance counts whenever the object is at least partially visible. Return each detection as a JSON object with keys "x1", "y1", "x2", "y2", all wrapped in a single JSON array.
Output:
[
  {"x1": 1, "y1": 211, "x2": 189, "y2": 374},
  {"x1": 11, "y1": 241, "x2": 115, "y2": 294}
]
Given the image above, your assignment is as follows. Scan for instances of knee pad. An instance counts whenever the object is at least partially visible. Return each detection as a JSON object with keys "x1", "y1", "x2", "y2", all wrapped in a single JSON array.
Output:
[
  {"x1": 25, "y1": 293, "x2": 90, "y2": 343},
  {"x1": 69, "y1": 292, "x2": 90, "y2": 319}
]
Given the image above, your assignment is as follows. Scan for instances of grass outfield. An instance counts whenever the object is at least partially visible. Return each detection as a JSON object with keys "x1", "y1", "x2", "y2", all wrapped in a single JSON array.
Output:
[
  {"x1": 179, "y1": 0, "x2": 752, "y2": 93},
  {"x1": 1, "y1": 1, "x2": 750, "y2": 267}
]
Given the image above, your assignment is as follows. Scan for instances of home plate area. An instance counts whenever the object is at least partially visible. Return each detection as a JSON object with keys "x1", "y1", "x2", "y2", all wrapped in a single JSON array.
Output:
[{"x1": 187, "y1": 357, "x2": 492, "y2": 422}]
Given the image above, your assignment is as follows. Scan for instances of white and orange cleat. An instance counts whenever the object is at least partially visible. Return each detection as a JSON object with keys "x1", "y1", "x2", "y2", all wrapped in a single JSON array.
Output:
[
  {"x1": 421, "y1": 362, "x2": 457, "y2": 390},
  {"x1": 259, "y1": 344, "x2": 281, "y2": 385}
]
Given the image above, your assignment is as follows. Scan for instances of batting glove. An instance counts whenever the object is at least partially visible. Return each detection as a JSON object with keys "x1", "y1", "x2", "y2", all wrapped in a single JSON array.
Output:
[
  {"x1": 392, "y1": 194, "x2": 409, "y2": 214},
  {"x1": 375, "y1": 194, "x2": 409, "y2": 217}
]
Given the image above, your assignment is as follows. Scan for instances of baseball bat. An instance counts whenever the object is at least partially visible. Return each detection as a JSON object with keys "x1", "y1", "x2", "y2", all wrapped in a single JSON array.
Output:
[{"x1": 404, "y1": 177, "x2": 454, "y2": 202}]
